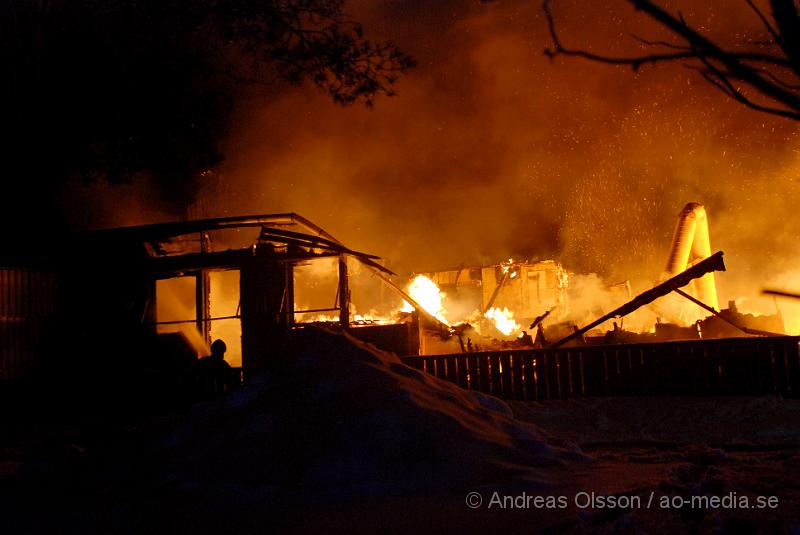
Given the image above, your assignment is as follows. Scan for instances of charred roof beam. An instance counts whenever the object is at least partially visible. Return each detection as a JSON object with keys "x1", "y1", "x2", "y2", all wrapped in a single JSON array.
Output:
[{"x1": 550, "y1": 251, "x2": 727, "y2": 348}]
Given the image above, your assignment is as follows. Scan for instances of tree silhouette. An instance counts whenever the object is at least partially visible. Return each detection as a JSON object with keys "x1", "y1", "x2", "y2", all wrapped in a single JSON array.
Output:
[
  {"x1": 543, "y1": 0, "x2": 800, "y2": 120},
  {"x1": 0, "y1": 0, "x2": 413, "y2": 214}
]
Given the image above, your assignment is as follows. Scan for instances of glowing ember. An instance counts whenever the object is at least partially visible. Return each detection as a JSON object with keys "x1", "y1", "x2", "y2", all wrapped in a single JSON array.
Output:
[
  {"x1": 401, "y1": 275, "x2": 449, "y2": 325},
  {"x1": 301, "y1": 312, "x2": 395, "y2": 324},
  {"x1": 353, "y1": 312, "x2": 394, "y2": 325},
  {"x1": 484, "y1": 306, "x2": 521, "y2": 336},
  {"x1": 306, "y1": 313, "x2": 339, "y2": 322}
]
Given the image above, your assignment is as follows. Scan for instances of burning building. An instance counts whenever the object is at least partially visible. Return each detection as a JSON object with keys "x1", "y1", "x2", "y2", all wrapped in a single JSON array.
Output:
[
  {"x1": 399, "y1": 202, "x2": 787, "y2": 354},
  {"x1": 0, "y1": 213, "x2": 426, "y2": 383},
  {"x1": 425, "y1": 259, "x2": 568, "y2": 333},
  {"x1": 0, "y1": 199, "x2": 793, "y2": 406}
]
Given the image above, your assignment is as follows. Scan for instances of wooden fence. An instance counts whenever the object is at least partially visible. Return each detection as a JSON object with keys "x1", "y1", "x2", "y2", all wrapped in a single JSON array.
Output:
[{"x1": 400, "y1": 336, "x2": 800, "y2": 400}]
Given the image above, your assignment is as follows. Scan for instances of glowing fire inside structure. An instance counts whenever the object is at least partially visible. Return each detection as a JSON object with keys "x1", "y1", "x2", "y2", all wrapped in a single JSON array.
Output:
[
  {"x1": 484, "y1": 307, "x2": 521, "y2": 336},
  {"x1": 0, "y1": 202, "x2": 792, "y2": 384},
  {"x1": 401, "y1": 275, "x2": 449, "y2": 325},
  {"x1": 398, "y1": 202, "x2": 785, "y2": 355}
]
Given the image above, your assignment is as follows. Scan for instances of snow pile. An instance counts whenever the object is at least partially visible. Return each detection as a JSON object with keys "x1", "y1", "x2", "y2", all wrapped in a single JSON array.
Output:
[{"x1": 146, "y1": 328, "x2": 581, "y2": 507}]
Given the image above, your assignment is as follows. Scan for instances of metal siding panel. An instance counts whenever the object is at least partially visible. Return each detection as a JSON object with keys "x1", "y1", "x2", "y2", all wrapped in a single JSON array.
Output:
[
  {"x1": 1, "y1": 270, "x2": 7, "y2": 315},
  {"x1": 9, "y1": 269, "x2": 16, "y2": 316},
  {"x1": 1, "y1": 320, "x2": 6, "y2": 380},
  {"x1": 0, "y1": 268, "x2": 59, "y2": 379}
]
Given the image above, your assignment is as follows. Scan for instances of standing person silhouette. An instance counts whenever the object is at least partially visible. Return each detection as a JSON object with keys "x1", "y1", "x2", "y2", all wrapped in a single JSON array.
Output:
[{"x1": 195, "y1": 339, "x2": 233, "y2": 398}]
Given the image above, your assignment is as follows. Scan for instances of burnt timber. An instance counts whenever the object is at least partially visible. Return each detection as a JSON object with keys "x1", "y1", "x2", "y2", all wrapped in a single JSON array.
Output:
[{"x1": 550, "y1": 251, "x2": 726, "y2": 348}]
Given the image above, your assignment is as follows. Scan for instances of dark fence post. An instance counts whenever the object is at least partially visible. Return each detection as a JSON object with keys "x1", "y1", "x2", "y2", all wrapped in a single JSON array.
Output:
[
  {"x1": 512, "y1": 352, "x2": 525, "y2": 400},
  {"x1": 467, "y1": 353, "x2": 479, "y2": 390},
  {"x1": 457, "y1": 354, "x2": 469, "y2": 389},
  {"x1": 490, "y1": 353, "x2": 502, "y2": 396},
  {"x1": 542, "y1": 352, "x2": 552, "y2": 400},
  {"x1": 446, "y1": 355, "x2": 458, "y2": 384},
  {"x1": 479, "y1": 354, "x2": 490, "y2": 394},
  {"x1": 524, "y1": 353, "x2": 539, "y2": 401}
]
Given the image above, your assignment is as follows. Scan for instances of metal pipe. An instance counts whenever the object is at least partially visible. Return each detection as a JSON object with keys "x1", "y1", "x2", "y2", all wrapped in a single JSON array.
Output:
[{"x1": 665, "y1": 202, "x2": 719, "y2": 311}]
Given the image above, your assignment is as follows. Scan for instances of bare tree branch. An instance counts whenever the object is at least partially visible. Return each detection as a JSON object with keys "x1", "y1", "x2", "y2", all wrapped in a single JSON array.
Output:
[
  {"x1": 756, "y1": 66, "x2": 800, "y2": 90},
  {"x1": 543, "y1": 0, "x2": 800, "y2": 120},
  {"x1": 693, "y1": 45, "x2": 800, "y2": 119},
  {"x1": 0, "y1": 0, "x2": 416, "y2": 205},
  {"x1": 745, "y1": 0, "x2": 783, "y2": 49},
  {"x1": 630, "y1": 34, "x2": 690, "y2": 51},
  {"x1": 631, "y1": 31, "x2": 790, "y2": 66},
  {"x1": 543, "y1": 0, "x2": 695, "y2": 70},
  {"x1": 769, "y1": 0, "x2": 800, "y2": 67}
]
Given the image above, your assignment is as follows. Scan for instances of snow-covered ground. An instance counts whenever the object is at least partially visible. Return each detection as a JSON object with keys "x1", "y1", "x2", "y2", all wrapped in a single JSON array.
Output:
[
  {"x1": 511, "y1": 397, "x2": 800, "y2": 534},
  {"x1": 511, "y1": 395, "x2": 800, "y2": 448},
  {"x1": 2, "y1": 329, "x2": 799, "y2": 534}
]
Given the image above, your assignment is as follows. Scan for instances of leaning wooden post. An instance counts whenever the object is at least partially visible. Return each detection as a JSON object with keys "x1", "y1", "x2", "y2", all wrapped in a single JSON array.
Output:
[
  {"x1": 195, "y1": 231, "x2": 211, "y2": 345},
  {"x1": 338, "y1": 254, "x2": 350, "y2": 328}
]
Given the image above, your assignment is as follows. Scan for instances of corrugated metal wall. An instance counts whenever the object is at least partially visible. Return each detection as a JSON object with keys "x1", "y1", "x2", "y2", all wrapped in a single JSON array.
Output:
[{"x1": 1, "y1": 268, "x2": 60, "y2": 380}]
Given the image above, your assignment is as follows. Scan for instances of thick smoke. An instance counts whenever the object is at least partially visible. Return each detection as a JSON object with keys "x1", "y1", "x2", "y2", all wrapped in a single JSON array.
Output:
[{"x1": 67, "y1": 1, "x2": 799, "y2": 323}]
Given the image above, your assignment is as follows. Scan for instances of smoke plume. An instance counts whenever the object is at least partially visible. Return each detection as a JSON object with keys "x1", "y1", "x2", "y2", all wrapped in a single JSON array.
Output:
[{"x1": 68, "y1": 0, "x2": 800, "y2": 318}]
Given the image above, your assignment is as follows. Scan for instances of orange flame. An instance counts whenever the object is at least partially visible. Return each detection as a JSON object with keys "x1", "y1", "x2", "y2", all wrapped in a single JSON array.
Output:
[
  {"x1": 484, "y1": 306, "x2": 521, "y2": 336},
  {"x1": 401, "y1": 274, "x2": 449, "y2": 325}
]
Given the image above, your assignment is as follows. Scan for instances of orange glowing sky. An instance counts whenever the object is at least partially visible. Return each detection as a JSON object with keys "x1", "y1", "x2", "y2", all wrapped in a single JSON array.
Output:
[{"x1": 68, "y1": 0, "x2": 800, "y2": 307}]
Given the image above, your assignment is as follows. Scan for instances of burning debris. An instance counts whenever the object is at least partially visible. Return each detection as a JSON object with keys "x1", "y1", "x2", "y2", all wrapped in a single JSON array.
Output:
[
  {"x1": 483, "y1": 307, "x2": 521, "y2": 337},
  {"x1": 2, "y1": 199, "x2": 791, "y2": 387},
  {"x1": 401, "y1": 274, "x2": 449, "y2": 325},
  {"x1": 390, "y1": 202, "x2": 788, "y2": 356}
]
